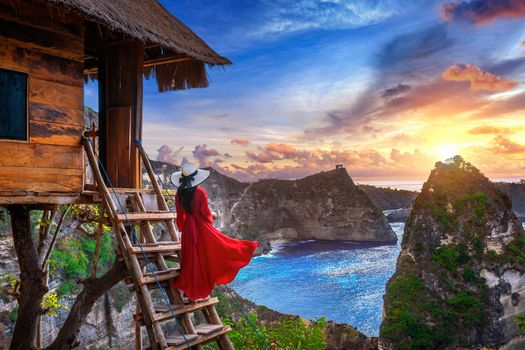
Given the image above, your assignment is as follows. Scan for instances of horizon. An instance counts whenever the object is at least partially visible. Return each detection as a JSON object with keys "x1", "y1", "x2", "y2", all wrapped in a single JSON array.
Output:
[
  {"x1": 85, "y1": 0, "x2": 525, "y2": 183},
  {"x1": 153, "y1": 156, "x2": 524, "y2": 190}
]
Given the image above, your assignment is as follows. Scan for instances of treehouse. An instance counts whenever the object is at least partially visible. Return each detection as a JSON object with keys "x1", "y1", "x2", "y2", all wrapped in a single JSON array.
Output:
[
  {"x1": 0, "y1": 0, "x2": 230, "y2": 205},
  {"x1": 1, "y1": 1, "x2": 237, "y2": 349}
]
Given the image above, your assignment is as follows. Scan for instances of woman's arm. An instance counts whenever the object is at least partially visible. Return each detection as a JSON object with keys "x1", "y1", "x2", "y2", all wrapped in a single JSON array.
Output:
[
  {"x1": 198, "y1": 188, "x2": 214, "y2": 224},
  {"x1": 175, "y1": 194, "x2": 185, "y2": 232}
]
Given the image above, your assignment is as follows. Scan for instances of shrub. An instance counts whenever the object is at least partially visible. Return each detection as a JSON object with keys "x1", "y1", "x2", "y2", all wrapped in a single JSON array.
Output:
[
  {"x1": 381, "y1": 275, "x2": 440, "y2": 349},
  {"x1": 463, "y1": 268, "x2": 476, "y2": 283},
  {"x1": 431, "y1": 244, "x2": 470, "y2": 271},
  {"x1": 446, "y1": 291, "x2": 485, "y2": 326},
  {"x1": 206, "y1": 312, "x2": 326, "y2": 350},
  {"x1": 515, "y1": 315, "x2": 525, "y2": 331}
]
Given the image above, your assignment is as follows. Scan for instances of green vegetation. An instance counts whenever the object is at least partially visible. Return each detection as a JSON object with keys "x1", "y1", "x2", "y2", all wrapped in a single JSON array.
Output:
[
  {"x1": 515, "y1": 315, "x2": 525, "y2": 331},
  {"x1": 205, "y1": 313, "x2": 326, "y2": 350},
  {"x1": 109, "y1": 284, "x2": 133, "y2": 313},
  {"x1": 41, "y1": 293, "x2": 69, "y2": 317},
  {"x1": 431, "y1": 243, "x2": 470, "y2": 272},
  {"x1": 486, "y1": 234, "x2": 525, "y2": 265},
  {"x1": 49, "y1": 232, "x2": 116, "y2": 296},
  {"x1": 462, "y1": 268, "x2": 476, "y2": 283},
  {"x1": 446, "y1": 291, "x2": 485, "y2": 326},
  {"x1": 381, "y1": 274, "x2": 442, "y2": 350}
]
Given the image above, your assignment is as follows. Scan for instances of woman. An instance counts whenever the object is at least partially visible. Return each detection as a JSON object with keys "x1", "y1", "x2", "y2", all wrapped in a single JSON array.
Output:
[{"x1": 170, "y1": 162, "x2": 258, "y2": 301}]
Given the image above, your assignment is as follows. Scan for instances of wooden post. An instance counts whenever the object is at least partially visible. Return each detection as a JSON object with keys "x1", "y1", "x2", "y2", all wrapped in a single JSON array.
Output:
[{"x1": 103, "y1": 40, "x2": 143, "y2": 188}]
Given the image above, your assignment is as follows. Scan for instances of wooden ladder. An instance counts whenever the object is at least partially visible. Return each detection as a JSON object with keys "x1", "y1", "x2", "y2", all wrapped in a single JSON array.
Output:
[{"x1": 83, "y1": 137, "x2": 234, "y2": 350}]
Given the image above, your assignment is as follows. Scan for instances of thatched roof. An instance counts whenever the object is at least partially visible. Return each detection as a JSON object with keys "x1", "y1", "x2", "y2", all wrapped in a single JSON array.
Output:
[{"x1": 48, "y1": 0, "x2": 231, "y2": 91}]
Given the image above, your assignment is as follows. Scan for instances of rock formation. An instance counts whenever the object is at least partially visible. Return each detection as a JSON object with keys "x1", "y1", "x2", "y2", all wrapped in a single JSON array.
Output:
[
  {"x1": 358, "y1": 185, "x2": 417, "y2": 211},
  {"x1": 151, "y1": 162, "x2": 397, "y2": 243},
  {"x1": 379, "y1": 156, "x2": 525, "y2": 349},
  {"x1": 497, "y1": 181, "x2": 525, "y2": 219}
]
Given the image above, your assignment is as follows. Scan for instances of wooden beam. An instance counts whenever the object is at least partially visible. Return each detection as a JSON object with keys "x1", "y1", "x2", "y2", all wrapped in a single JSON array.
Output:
[
  {"x1": 103, "y1": 41, "x2": 143, "y2": 188},
  {"x1": 0, "y1": 193, "x2": 95, "y2": 205},
  {"x1": 143, "y1": 56, "x2": 192, "y2": 68}
]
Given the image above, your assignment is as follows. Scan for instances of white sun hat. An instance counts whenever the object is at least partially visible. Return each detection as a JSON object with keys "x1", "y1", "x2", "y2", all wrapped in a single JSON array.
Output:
[{"x1": 171, "y1": 162, "x2": 210, "y2": 188}]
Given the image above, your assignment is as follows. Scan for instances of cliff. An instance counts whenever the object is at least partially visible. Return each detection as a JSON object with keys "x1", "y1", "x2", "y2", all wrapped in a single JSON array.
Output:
[
  {"x1": 357, "y1": 185, "x2": 417, "y2": 210},
  {"x1": 150, "y1": 162, "x2": 396, "y2": 243},
  {"x1": 379, "y1": 156, "x2": 525, "y2": 350},
  {"x1": 497, "y1": 182, "x2": 525, "y2": 219}
]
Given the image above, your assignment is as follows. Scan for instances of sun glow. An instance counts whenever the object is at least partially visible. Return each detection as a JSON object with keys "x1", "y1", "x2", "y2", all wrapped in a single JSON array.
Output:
[{"x1": 436, "y1": 144, "x2": 458, "y2": 161}]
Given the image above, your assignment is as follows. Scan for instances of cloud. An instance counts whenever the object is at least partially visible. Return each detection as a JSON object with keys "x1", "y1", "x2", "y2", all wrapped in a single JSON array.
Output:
[
  {"x1": 230, "y1": 139, "x2": 251, "y2": 146},
  {"x1": 470, "y1": 91, "x2": 525, "y2": 119},
  {"x1": 216, "y1": 144, "x2": 438, "y2": 182},
  {"x1": 156, "y1": 145, "x2": 184, "y2": 165},
  {"x1": 192, "y1": 144, "x2": 221, "y2": 167},
  {"x1": 248, "y1": 0, "x2": 404, "y2": 38},
  {"x1": 382, "y1": 84, "x2": 411, "y2": 99},
  {"x1": 468, "y1": 125, "x2": 513, "y2": 134},
  {"x1": 245, "y1": 150, "x2": 280, "y2": 163},
  {"x1": 441, "y1": 0, "x2": 525, "y2": 25},
  {"x1": 305, "y1": 25, "x2": 453, "y2": 137},
  {"x1": 486, "y1": 57, "x2": 525, "y2": 76},
  {"x1": 442, "y1": 63, "x2": 518, "y2": 91},
  {"x1": 377, "y1": 24, "x2": 452, "y2": 69},
  {"x1": 491, "y1": 135, "x2": 525, "y2": 154}
]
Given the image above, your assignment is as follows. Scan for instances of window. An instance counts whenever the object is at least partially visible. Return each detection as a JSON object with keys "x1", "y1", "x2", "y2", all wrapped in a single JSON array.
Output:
[{"x1": 0, "y1": 68, "x2": 27, "y2": 141}]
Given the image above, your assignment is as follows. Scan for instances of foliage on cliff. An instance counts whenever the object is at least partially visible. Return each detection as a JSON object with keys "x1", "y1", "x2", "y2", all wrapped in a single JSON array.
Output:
[
  {"x1": 210, "y1": 287, "x2": 377, "y2": 350},
  {"x1": 380, "y1": 156, "x2": 525, "y2": 350}
]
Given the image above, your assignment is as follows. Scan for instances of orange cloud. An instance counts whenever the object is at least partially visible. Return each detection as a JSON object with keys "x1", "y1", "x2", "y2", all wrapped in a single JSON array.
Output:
[
  {"x1": 441, "y1": 0, "x2": 525, "y2": 25},
  {"x1": 491, "y1": 135, "x2": 525, "y2": 154},
  {"x1": 468, "y1": 125, "x2": 512, "y2": 134},
  {"x1": 442, "y1": 64, "x2": 518, "y2": 91},
  {"x1": 230, "y1": 139, "x2": 251, "y2": 146}
]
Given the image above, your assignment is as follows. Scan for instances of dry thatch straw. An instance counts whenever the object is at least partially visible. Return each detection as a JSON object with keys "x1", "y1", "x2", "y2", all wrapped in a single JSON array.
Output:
[{"x1": 48, "y1": 0, "x2": 231, "y2": 91}]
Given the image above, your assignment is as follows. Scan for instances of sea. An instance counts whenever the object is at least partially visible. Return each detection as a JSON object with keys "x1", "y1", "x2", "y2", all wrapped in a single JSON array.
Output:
[{"x1": 230, "y1": 222, "x2": 405, "y2": 337}]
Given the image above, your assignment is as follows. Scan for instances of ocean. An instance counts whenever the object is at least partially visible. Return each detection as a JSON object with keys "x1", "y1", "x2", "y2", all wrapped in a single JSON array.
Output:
[{"x1": 230, "y1": 222, "x2": 405, "y2": 337}]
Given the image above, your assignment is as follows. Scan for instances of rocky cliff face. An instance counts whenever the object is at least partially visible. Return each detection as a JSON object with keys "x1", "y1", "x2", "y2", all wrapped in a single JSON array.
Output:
[
  {"x1": 497, "y1": 182, "x2": 525, "y2": 219},
  {"x1": 150, "y1": 162, "x2": 396, "y2": 243},
  {"x1": 357, "y1": 185, "x2": 417, "y2": 211},
  {"x1": 379, "y1": 156, "x2": 525, "y2": 350}
]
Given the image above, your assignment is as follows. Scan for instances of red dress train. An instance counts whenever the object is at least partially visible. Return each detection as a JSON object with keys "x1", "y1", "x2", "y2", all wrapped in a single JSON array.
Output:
[{"x1": 170, "y1": 186, "x2": 258, "y2": 300}]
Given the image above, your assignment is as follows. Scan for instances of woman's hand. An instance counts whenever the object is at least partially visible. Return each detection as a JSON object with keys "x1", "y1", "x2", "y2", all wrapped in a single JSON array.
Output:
[{"x1": 211, "y1": 211, "x2": 218, "y2": 221}]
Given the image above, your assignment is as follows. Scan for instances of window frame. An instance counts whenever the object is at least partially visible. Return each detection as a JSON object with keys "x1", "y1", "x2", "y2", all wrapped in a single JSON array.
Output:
[{"x1": 0, "y1": 67, "x2": 29, "y2": 143}]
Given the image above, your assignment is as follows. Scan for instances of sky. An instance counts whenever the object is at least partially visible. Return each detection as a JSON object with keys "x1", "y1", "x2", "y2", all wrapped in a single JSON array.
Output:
[{"x1": 85, "y1": 0, "x2": 525, "y2": 183}]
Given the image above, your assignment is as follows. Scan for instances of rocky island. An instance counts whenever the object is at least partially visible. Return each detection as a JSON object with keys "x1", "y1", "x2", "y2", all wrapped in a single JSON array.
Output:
[
  {"x1": 380, "y1": 156, "x2": 525, "y2": 349},
  {"x1": 151, "y1": 161, "x2": 397, "y2": 243}
]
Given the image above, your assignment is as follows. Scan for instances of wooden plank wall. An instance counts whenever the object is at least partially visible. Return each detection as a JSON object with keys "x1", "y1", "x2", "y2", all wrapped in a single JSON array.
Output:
[{"x1": 0, "y1": 0, "x2": 84, "y2": 194}]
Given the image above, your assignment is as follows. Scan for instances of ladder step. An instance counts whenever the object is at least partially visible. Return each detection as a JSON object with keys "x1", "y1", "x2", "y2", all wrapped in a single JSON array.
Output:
[
  {"x1": 166, "y1": 325, "x2": 231, "y2": 350},
  {"x1": 134, "y1": 297, "x2": 220, "y2": 323},
  {"x1": 116, "y1": 212, "x2": 176, "y2": 222},
  {"x1": 195, "y1": 323, "x2": 225, "y2": 335},
  {"x1": 125, "y1": 268, "x2": 179, "y2": 285},
  {"x1": 165, "y1": 334, "x2": 199, "y2": 346},
  {"x1": 141, "y1": 268, "x2": 179, "y2": 285},
  {"x1": 129, "y1": 242, "x2": 181, "y2": 254}
]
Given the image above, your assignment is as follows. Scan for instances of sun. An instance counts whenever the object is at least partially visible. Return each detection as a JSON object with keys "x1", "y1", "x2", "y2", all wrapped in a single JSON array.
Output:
[{"x1": 436, "y1": 144, "x2": 458, "y2": 161}]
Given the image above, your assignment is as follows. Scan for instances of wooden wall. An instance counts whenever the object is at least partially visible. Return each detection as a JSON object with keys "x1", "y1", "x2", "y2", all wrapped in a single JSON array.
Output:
[{"x1": 0, "y1": 0, "x2": 84, "y2": 194}]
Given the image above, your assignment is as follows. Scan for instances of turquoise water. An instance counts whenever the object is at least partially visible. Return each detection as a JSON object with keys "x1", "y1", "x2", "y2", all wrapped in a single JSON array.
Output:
[{"x1": 230, "y1": 222, "x2": 404, "y2": 337}]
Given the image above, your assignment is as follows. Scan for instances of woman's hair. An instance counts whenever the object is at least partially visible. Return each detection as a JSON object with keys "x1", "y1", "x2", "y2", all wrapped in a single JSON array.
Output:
[{"x1": 177, "y1": 180, "x2": 197, "y2": 213}]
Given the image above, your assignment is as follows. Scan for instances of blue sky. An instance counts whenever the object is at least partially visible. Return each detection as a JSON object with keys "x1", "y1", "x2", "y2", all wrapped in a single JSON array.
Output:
[{"x1": 84, "y1": 0, "x2": 525, "y2": 182}]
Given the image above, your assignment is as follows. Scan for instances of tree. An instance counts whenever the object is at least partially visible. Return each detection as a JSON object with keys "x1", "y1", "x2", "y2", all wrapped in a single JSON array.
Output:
[{"x1": 7, "y1": 204, "x2": 128, "y2": 350}]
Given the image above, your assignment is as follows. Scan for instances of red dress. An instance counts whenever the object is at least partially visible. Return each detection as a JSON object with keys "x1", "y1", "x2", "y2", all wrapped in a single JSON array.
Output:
[{"x1": 170, "y1": 187, "x2": 258, "y2": 300}]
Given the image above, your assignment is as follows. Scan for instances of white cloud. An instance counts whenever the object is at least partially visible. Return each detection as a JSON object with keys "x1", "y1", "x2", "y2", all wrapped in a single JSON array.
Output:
[{"x1": 248, "y1": 0, "x2": 407, "y2": 38}]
